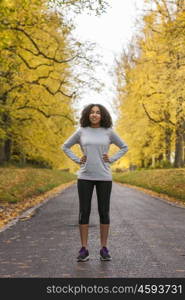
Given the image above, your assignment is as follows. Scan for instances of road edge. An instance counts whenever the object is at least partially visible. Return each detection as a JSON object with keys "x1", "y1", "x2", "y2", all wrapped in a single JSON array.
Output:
[
  {"x1": 0, "y1": 180, "x2": 76, "y2": 233},
  {"x1": 114, "y1": 181, "x2": 185, "y2": 209}
]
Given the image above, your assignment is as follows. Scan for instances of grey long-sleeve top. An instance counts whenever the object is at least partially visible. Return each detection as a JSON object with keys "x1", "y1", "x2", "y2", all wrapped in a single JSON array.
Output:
[{"x1": 61, "y1": 126, "x2": 128, "y2": 181}]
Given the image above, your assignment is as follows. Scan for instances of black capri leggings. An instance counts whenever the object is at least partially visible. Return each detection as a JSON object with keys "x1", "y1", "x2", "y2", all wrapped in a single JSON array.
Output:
[{"x1": 77, "y1": 179, "x2": 112, "y2": 225}]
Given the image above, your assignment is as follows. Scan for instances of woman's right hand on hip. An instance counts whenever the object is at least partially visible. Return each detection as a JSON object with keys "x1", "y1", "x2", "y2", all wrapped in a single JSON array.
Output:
[{"x1": 80, "y1": 155, "x2": 87, "y2": 164}]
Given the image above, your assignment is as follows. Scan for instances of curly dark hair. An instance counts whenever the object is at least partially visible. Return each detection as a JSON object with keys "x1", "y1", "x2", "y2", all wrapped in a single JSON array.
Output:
[{"x1": 80, "y1": 103, "x2": 113, "y2": 128}]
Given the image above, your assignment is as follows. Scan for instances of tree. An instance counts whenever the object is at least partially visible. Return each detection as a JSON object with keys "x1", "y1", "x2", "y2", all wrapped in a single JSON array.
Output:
[
  {"x1": 0, "y1": 0, "x2": 108, "y2": 167},
  {"x1": 114, "y1": 0, "x2": 185, "y2": 169}
]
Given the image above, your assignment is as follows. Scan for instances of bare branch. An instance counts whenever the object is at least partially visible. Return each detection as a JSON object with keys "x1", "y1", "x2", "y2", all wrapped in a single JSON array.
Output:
[{"x1": 161, "y1": 0, "x2": 172, "y2": 20}]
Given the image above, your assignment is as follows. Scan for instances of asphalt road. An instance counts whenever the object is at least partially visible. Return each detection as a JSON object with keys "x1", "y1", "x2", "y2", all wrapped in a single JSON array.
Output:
[{"x1": 0, "y1": 182, "x2": 185, "y2": 278}]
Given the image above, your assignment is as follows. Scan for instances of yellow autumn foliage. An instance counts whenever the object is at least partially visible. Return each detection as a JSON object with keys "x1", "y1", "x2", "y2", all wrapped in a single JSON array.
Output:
[{"x1": 114, "y1": 0, "x2": 185, "y2": 169}]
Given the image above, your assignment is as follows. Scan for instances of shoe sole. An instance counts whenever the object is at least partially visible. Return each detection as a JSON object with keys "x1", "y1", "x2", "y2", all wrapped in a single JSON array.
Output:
[
  {"x1": 100, "y1": 256, "x2": 112, "y2": 261},
  {"x1": 77, "y1": 255, "x2": 90, "y2": 262}
]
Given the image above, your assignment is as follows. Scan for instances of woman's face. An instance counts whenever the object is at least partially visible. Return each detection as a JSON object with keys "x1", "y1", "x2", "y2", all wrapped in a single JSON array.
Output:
[{"x1": 89, "y1": 106, "x2": 101, "y2": 127}]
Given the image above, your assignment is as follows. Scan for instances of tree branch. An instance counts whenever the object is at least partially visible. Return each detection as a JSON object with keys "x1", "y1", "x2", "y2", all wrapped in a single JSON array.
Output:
[
  {"x1": 17, "y1": 52, "x2": 53, "y2": 69},
  {"x1": 5, "y1": 26, "x2": 79, "y2": 64},
  {"x1": 0, "y1": 84, "x2": 24, "y2": 103},
  {"x1": 16, "y1": 105, "x2": 75, "y2": 124},
  {"x1": 142, "y1": 102, "x2": 165, "y2": 128},
  {"x1": 25, "y1": 76, "x2": 75, "y2": 98}
]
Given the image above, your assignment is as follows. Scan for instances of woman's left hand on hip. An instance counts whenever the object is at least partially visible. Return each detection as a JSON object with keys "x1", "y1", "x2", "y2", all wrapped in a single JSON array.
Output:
[{"x1": 103, "y1": 153, "x2": 110, "y2": 162}]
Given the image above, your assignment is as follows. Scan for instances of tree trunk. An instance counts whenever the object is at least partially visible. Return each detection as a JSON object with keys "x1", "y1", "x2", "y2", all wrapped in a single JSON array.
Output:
[
  {"x1": 141, "y1": 159, "x2": 145, "y2": 168},
  {"x1": 183, "y1": 132, "x2": 185, "y2": 164},
  {"x1": 4, "y1": 138, "x2": 12, "y2": 161},
  {"x1": 174, "y1": 128, "x2": 184, "y2": 167},
  {"x1": 0, "y1": 138, "x2": 12, "y2": 163},
  {"x1": 152, "y1": 154, "x2": 155, "y2": 167},
  {"x1": 164, "y1": 127, "x2": 172, "y2": 162},
  {"x1": 0, "y1": 139, "x2": 6, "y2": 163},
  {"x1": 157, "y1": 153, "x2": 163, "y2": 162},
  {"x1": 20, "y1": 152, "x2": 26, "y2": 165},
  {"x1": 0, "y1": 111, "x2": 12, "y2": 163},
  {"x1": 174, "y1": 97, "x2": 184, "y2": 167}
]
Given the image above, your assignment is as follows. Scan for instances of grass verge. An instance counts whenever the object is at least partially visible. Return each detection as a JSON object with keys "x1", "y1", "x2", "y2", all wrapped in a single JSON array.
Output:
[
  {"x1": 0, "y1": 167, "x2": 77, "y2": 203},
  {"x1": 113, "y1": 168, "x2": 185, "y2": 203},
  {"x1": 0, "y1": 167, "x2": 77, "y2": 229}
]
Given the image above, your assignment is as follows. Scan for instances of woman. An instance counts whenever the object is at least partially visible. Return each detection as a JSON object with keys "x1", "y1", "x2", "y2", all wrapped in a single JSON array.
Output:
[{"x1": 62, "y1": 104, "x2": 128, "y2": 262}]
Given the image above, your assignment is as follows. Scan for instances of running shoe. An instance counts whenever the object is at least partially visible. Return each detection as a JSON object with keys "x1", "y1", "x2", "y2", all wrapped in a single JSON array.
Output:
[
  {"x1": 100, "y1": 246, "x2": 112, "y2": 261},
  {"x1": 77, "y1": 247, "x2": 89, "y2": 262}
]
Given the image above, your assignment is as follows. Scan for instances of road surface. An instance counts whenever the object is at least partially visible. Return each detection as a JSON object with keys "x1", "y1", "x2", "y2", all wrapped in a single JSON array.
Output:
[{"x1": 0, "y1": 181, "x2": 185, "y2": 278}]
